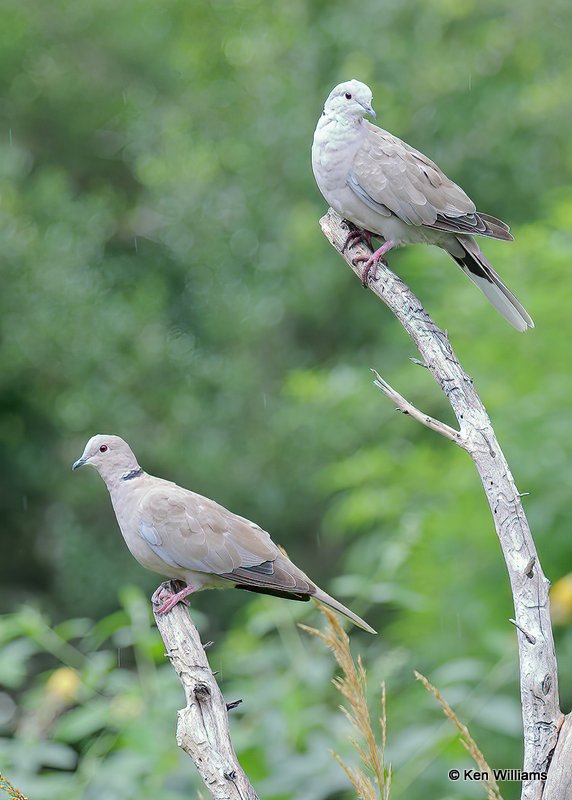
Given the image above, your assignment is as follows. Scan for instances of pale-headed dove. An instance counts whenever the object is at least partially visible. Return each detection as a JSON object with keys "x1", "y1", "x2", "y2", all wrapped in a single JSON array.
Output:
[
  {"x1": 312, "y1": 79, "x2": 534, "y2": 332},
  {"x1": 72, "y1": 434, "x2": 375, "y2": 633}
]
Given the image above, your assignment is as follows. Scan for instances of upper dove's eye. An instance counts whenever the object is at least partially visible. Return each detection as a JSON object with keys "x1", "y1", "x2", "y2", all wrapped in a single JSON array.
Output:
[
  {"x1": 344, "y1": 92, "x2": 352, "y2": 100},
  {"x1": 99, "y1": 445, "x2": 108, "y2": 453}
]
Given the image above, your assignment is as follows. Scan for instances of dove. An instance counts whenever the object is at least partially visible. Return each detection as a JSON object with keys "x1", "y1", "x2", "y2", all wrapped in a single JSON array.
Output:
[
  {"x1": 312, "y1": 79, "x2": 534, "y2": 332},
  {"x1": 72, "y1": 434, "x2": 375, "y2": 633}
]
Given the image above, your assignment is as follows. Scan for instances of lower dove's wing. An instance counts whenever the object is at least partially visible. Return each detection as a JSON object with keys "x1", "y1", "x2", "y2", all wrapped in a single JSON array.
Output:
[
  {"x1": 349, "y1": 123, "x2": 512, "y2": 240},
  {"x1": 137, "y1": 484, "x2": 315, "y2": 596}
]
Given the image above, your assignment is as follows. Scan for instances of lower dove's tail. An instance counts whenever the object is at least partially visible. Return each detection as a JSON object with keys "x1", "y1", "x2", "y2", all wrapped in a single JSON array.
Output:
[
  {"x1": 313, "y1": 588, "x2": 377, "y2": 634},
  {"x1": 449, "y1": 238, "x2": 534, "y2": 332}
]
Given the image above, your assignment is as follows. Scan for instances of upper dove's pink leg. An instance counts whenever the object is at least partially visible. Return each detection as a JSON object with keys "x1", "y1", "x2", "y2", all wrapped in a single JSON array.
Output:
[
  {"x1": 353, "y1": 240, "x2": 395, "y2": 286},
  {"x1": 152, "y1": 580, "x2": 196, "y2": 615}
]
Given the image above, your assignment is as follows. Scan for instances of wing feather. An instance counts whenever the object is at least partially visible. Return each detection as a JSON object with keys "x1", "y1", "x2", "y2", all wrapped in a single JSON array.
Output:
[
  {"x1": 137, "y1": 485, "x2": 276, "y2": 575},
  {"x1": 136, "y1": 485, "x2": 315, "y2": 595},
  {"x1": 349, "y1": 122, "x2": 512, "y2": 240}
]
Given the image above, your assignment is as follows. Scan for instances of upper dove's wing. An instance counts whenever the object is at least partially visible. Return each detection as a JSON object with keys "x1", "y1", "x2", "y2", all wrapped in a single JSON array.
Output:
[
  {"x1": 349, "y1": 123, "x2": 512, "y2": 240},
  {"x1": 137, "y1": 484, "x2": 314, "y2": 596}
]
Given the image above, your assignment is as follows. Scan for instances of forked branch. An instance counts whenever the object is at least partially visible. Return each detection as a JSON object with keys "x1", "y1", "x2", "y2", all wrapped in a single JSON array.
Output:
[{"x1": 320, "y1": 208, "x2": 563, "y2": 800}]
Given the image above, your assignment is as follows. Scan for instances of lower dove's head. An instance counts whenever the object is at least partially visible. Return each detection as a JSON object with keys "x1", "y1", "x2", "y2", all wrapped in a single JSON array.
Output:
[
  {"x1": 72, "y1": 434, "x2": 141, "y2": 483},
  {"x1": 323, "y1": 79, "x2": 376, "y2": 121}
]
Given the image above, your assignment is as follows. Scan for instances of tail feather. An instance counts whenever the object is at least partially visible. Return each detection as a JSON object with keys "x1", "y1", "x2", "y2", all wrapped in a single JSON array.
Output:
[
  {"x1": 450, "y1": 239, "x2": 534, "y2": 332},
  {"x1": 313, "y1": 588, "x2": 377, "y2": 634}
]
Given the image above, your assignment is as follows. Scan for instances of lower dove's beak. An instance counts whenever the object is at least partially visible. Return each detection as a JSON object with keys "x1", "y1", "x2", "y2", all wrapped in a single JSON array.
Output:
[
  {"x1": 72, "y1": 456, "x2": 88, "y2": 471},
  {"x1": 363, "y1": 103, "x2": 376, "y2": 119}
]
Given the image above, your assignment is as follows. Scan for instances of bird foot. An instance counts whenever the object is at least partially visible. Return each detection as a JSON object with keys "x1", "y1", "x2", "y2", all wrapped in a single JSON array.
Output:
[
  {"x1": 353, "y1": 240, "x2": 395, "y2": 286},
  {"x1": 152, "y1": 580, "x2": 195, "y2": 614},
  {"x1": 341, "y1": 223, "x2": 374, "y2": 254}
]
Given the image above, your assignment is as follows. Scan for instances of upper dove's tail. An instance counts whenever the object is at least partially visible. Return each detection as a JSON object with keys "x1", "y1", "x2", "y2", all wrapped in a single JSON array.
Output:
[
  {"x1": 449, "y1": 238, "x2": 534, "y2": 332},
  {"x1": 313, "y1": 588, "x2": 377, "y2": 634}
]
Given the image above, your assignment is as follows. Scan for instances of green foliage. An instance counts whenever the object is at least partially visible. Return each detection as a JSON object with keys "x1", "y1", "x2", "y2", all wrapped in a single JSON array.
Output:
[{"x1": 1, "y1": 0, "x2": 572, "y2": 797}]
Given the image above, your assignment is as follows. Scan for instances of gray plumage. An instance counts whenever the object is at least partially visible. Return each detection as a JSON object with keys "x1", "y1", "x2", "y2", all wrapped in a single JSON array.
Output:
[
  {"x1": 72, "y1": 434, "x2": 375, "y2": 634},
  {"x1": 312, "y1": 79, "x2": 533, "y2": 332}
]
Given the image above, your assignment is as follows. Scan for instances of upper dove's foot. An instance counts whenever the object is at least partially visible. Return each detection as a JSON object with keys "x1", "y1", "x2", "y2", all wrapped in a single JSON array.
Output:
[
  {"x1": 341, "y1": 223, "x2": 374, "y2": 255},
  {"x1": 353, "y1": 240, "x2": 395, "y2": 286},
  {"x1": 152, "y1": 580, "x2": 195, "y2": 614}
]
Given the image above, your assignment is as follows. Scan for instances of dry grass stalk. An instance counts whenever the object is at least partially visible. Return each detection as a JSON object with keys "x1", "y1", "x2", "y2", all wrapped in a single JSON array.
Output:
[
  {"x1": 414, "y1": 671, "x2": 503, "y2": 800},
  {"x1": 0, "y1": 773, "x2": 28, "y2": 800},
  {"x1": 301, "y1": 601, "x2": 391, "y2": 800}
]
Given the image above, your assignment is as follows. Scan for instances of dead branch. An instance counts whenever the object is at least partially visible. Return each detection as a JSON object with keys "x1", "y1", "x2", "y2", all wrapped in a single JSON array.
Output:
[
  {"x1": 153, "y1": 582, "x2": 258, "y2": 800},
  {"x1": 320, "y1": 208, "x2": 563, "y2": 800}
]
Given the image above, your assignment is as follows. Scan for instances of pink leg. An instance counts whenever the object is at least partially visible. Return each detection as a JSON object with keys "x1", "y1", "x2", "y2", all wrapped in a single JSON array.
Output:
[
  {"x1": 354, "y1": 240, "x2": 395, "y2": 286},
  {"x1": 152, "y1": 580, "x2": 196, "y2": 615}
]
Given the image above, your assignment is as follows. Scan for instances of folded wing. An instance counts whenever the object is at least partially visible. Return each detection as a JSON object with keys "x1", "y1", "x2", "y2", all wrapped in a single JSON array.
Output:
[
  {"x1": 137, "y1": 485, "x2": 315, "y2": 596},
  {"x1": 349, "y1": 123, "x2": 513, "y2": 240}
]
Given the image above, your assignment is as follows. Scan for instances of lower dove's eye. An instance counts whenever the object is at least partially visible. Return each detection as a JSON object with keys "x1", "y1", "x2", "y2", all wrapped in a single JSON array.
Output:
[
  {"x1": 99, "y1": 445, "x2": 108, "y2": 453},
  {"x1": 345, "y1": 92, "x2": 352, "y2": 100}
]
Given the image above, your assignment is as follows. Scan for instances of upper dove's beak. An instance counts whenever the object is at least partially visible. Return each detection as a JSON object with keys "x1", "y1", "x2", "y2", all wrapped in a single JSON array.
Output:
[
  {"x1": 363, "y1": 103, "x2": 376, "y2": 119},
  {"x1": 72, "y1": 456, "x2": 87, "y2": 471}
]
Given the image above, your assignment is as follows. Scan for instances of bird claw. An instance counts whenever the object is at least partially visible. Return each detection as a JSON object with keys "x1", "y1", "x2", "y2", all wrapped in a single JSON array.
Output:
[
  {"x1": 152, "y1": 580, "x2": 194, "y2": 615},
  {"x1": 352, "y1": 253, "x2": 385, "y2": 286},
  {"x1": 353, "y1": 240, "x2": 395, "y2": 286},
  {"x1": 342, "y1": 224, "x2": 374, "y2": 254}
]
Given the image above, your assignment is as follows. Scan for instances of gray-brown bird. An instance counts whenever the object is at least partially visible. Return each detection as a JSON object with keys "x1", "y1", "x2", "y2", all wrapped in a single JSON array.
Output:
[
  {"x1": 312, "y1": 79, "x2": 533, "y2": 332},
  {"x1": 72, "y1": 434, "x2": 375, "y2": 633}
]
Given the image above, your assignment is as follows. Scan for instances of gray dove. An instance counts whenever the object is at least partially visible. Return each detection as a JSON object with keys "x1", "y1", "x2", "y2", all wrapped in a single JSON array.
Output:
[
  {"x1": 312, "y1": 79, "x2": 533, "y2": 332},
  {"x1": 72, "y1": 434, "x2": 375, "y2": 633}
]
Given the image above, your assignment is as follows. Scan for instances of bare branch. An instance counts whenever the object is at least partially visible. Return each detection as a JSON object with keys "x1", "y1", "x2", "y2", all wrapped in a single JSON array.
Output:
[
  {"x1": 371, "y1": 368, "x2": 465, "y2": 446},
  {"x1": 320, "y1": 208, "x2": 563, "y2": 800},
  {"x1": 542, "y1": 714, "x2": 572, "y2": 798},
  {"x1": 153, "y1": 583, "x2": 258, "y2": 800}
]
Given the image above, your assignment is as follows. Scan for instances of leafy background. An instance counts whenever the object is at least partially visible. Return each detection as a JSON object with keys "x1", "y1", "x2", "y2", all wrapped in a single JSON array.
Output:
[{"x1": 1, "y1": 0, "x2": 572, "y2": 797}]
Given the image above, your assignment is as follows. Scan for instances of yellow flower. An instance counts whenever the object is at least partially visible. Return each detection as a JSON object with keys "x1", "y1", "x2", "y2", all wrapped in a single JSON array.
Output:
[
  {"x1": 550, "y1": 574, "x2": 572, "y2": 625},
  {"x1": 45, "y1": 667, "x2": 80, "y2": 703}
]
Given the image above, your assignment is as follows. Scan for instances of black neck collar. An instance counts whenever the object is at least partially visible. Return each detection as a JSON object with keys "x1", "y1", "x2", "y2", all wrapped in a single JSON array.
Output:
[{"x1": 121, "y1": 467, "x2": 144, "y2": 482}]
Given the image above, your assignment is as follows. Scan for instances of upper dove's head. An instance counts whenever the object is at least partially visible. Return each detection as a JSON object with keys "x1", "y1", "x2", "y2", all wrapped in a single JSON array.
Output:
[
  {"x1": 322, "y1": 79, "x2": 376, "y2": 121},
  {"x1": 72, "y1": 434, "x2": 140, "y2": 482}
]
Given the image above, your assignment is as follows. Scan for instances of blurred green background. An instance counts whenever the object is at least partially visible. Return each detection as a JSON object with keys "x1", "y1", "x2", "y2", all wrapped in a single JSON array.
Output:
[{"x1": 1, "y1": 0, "x2": 571, "y2": 797}]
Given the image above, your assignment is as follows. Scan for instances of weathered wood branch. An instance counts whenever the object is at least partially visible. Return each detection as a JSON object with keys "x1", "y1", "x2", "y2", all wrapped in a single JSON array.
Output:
[
  {"x1": 320, "y1": 208, "x2": 563, "y2": 800},
  {"x1": 153, "y1": 581, "x2": 258, "y2": 800},
  {"x1": 543, "y1": 715, "x2": 572, "y2": 797}
]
